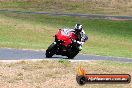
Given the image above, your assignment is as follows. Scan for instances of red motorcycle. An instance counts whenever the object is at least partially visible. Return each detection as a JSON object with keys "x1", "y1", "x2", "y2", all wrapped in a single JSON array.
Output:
[{"x1": 46, "y1": 29, "x2": 80, "y2": 59}]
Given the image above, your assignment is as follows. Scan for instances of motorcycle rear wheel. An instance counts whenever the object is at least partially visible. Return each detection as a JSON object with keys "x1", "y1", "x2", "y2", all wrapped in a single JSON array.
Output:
[{"x1": 67, "y1": 50, "x2": 79, "y2": 59}]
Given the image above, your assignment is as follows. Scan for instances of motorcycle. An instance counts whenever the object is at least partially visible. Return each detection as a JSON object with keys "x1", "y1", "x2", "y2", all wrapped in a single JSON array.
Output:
[{"x1": 45, "y1": 28, "x2": 80, "y2": 59}]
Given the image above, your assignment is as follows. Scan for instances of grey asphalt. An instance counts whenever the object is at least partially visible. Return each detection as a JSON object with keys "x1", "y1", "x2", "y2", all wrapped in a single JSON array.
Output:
[
  {"x1": 0, "y1": 48, "x2": 132, "y2": 63},
  {"x1": 0, "y1": 10, "x2": 132, "y2": 20}
]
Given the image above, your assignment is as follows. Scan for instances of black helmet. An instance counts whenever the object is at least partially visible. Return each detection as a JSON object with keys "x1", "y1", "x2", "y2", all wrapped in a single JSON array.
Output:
[{"x1": 74, "y1": 24, "x2": 83, "y2": 33}]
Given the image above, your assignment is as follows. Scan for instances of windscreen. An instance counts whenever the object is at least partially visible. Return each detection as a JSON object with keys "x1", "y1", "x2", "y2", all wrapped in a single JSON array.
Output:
[{"x1": 61, "y1": 29, "x2": 72, "y2": 36}]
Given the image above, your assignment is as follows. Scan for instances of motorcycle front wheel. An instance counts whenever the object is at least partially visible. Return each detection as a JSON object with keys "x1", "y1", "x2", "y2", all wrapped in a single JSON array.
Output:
[{"x1": 46, "y1": 43, "x2": 57, "y2": 58}]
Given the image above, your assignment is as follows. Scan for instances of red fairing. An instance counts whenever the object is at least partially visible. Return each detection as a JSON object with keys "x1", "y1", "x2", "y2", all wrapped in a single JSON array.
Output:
[{"x1": 55, "y1": 29, "x2": 77, "y2": 47}]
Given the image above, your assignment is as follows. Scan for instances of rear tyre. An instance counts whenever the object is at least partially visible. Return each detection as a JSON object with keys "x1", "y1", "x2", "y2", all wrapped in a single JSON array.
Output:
[
  {"x1": 46, "y1": 43, "x2": 57, "y2": 58},
  {"x1": 67, "y1": 50, "x2": 79, "y2": 59}
]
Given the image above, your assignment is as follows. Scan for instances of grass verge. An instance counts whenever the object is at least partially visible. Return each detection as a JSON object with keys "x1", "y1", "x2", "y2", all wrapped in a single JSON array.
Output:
[
  {"x1": 0, "y1": 60, "x2": 131, "y2": 88},
  {"x1": 0, "y1": 0, "x2": 132, "y2": 16}
]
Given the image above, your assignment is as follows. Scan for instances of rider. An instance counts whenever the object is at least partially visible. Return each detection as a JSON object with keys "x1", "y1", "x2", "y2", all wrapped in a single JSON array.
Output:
[{"x1": 72, "y1": 23, "x2": 88, "y2": 50}]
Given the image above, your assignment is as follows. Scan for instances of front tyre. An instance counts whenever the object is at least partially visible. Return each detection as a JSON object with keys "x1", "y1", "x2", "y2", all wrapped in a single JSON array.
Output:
[{"x1": 46, "y1": 42, "x2": 57, "y2": 58}]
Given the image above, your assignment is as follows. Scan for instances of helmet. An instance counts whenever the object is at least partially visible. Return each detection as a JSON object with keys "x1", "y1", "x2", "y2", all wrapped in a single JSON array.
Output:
[{"x1": 74, "y1": 24, "x2": 83, "y2": 33}]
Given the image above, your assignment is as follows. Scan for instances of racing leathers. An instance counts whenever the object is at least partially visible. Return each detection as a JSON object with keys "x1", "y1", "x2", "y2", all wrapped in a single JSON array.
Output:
[
  {"x1": 62, "y1": 28, "x2": 88, "y2": 51},
  {"x1": 72, "y1": 29, "x2": 88, "y2": 50}
]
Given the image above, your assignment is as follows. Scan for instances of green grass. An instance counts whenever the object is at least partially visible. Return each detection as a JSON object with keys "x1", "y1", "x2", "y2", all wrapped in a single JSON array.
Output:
[
  {"x1": 0, "y1": 12, "x2": 132, "y2": 58},
  {"x1": 0, "y1": 0, "x2": 132, "y2": 16}
]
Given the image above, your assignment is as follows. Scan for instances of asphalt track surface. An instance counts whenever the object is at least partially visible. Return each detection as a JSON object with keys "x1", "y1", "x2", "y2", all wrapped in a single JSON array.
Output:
[
  {"x1": 0, "y1": 48, "x2": 132, "y2": 63},
  {"x1": 0, "y1": 10, "x2": 132, "y2": 20}
]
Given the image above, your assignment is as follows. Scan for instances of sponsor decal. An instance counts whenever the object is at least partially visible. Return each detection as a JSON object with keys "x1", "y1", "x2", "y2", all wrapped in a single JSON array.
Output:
[{"x1": 76, "y1": 66, "x2": 131, "y2": 85}]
